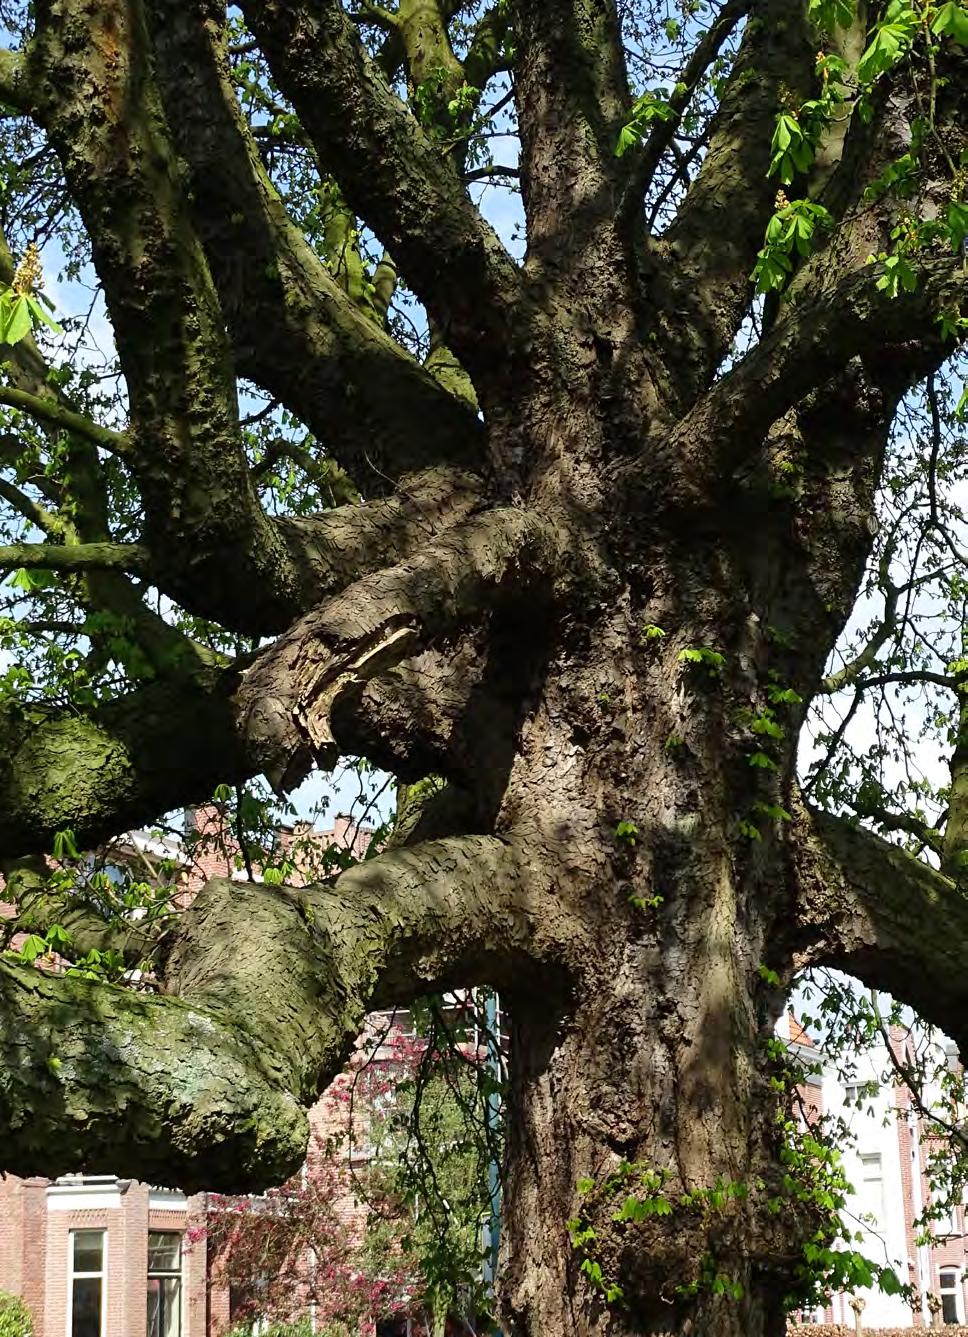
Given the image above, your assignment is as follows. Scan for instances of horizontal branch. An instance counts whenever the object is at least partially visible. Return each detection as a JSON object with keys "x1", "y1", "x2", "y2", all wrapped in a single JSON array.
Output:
[
  {"x1": 793, "y1": 802, "x2": 968, "y2": 1051},
  {"x1": 822, "y1": 669, "x2": 958, "y2": 696},
  {"x1": 0, "y1": 492, "x2": 510, "y2": 862},
  {"x1": 0, "y1": 387, "x2": 130, "y2": 456},
  {"x1": 0, "y1": 675, "x2": 249, "y2": 860},
  {"x1": 0, "y1": 540, "x2": 150, "y2": 575},
  {"x1": 0, "y1": 832, "x2": 576, "y2": 1190},
  {"x1": 273, "y1": 464, "x2": 483, "y2": 611}
]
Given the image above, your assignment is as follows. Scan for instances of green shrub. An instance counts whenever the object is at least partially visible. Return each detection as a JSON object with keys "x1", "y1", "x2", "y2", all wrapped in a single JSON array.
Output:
[{"x1": 0, "y1": 1291, "x2": 33, "y2": 1337}]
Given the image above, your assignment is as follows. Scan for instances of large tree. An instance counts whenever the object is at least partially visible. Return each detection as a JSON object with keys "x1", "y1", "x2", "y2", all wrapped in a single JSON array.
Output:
[{"x1": 1, "y1": 0, "x2": 968, "y2": 1332}]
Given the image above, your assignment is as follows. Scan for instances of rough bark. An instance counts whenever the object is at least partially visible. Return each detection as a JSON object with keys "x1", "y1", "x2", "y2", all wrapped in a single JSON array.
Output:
[
  {"x1": 0, "y1": 833, "x2": 579, "y2": 1190},
  {"x1": 2, "y1": 2, "x2": 968, "y2": 1334},
  {"x1": 146, "y1": 0, "x2": 485, "y2": 486}
]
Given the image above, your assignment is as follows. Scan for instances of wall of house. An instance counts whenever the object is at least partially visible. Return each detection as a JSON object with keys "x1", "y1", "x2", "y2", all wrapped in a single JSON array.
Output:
[{"x1": 0, "y1": 1175, "x2": 212, "y2": 1337}]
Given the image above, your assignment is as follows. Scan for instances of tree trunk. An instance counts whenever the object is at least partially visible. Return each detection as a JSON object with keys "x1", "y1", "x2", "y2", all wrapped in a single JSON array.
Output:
[
  {"x1": 488, "y1": 609, "x2": 807, "y2": 1337},
  {"x1": 502, "y1": 982, "x2": 790, "y2": 1337}
]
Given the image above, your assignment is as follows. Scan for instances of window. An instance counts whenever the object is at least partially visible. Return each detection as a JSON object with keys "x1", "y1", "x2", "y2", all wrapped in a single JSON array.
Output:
[
  {"x1": 147, "y1": 1233, "x2": 182, "y2": 1337},
  {"x1": 844, "y1": 1082, "x2": 880, "y2": 1106},
  {"x1": 69, "y1": 1230, "x2": 105, "y2": 1337},
  {"x1": 857, "y1": 1153, "x2": 884, "y2": 1225},
  {"x1": 940, "y1": 1268, "x2": 962, "y2": 1324}
]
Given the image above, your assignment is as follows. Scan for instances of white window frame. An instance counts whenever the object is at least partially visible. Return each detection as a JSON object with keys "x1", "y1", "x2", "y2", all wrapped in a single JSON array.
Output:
[
  {"x1": 939, "y1": 1267, "x2": 963, "y2": 1324},
  {"x1": 858, "y1": 1152, "x2": 884, "y2": 1225},
  {"x1": 67, "y1": 1228, "x2": 106, "y2": 1337}
]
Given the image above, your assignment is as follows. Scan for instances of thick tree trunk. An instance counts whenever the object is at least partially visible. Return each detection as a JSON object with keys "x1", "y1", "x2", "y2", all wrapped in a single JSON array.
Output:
[
  {"x1": 502, "y1": 971, "x2": 789, "y2": 1337},
  {"x1": 488, "y1": 604, "x2": 807, "y2": 1336}
]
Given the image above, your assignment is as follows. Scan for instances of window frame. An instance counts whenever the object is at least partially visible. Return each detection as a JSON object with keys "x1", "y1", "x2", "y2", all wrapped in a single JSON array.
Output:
[
  {"x1": 67, "y1": 1228, "x2": 106, "y2": 1337},
  {"x1": 146, "y1": 1231, "x2": 183, "y2": 1337},
  {"x1": 857, "y1": 1151, "x2": 885, "y2": 1226},
  {"x1": 939, "y1": 1267, "x2": 963, "y2": 1325}
]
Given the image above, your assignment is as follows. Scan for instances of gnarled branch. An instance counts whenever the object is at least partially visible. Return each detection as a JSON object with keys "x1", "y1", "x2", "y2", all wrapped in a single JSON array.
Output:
[
  {"x1": 793, "y1": 802, "x2": 968, "y2": 1052},
  {"x1": 240, "y1": 0, "x2": 524, "y2": 390},
  {"x1": 0, "y1": 832, "x2": 575, "y2": 1191},
  {"x1": 147, "y1": 0, "x2": 485, "y2": 487},
  {"x1": 236, "y1": 507, "x2": 562, "y2": 791}
]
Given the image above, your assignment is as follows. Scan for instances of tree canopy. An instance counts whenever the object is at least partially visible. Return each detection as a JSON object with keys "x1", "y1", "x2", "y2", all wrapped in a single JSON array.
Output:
[{"x1": 1, "y1": 1, "x2": 968, "y2": 1333}]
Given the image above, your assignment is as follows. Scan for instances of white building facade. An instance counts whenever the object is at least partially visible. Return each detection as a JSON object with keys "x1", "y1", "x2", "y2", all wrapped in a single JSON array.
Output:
[{"x1": 778, "y1": 1013, "x2": 968, "y2": 1328}]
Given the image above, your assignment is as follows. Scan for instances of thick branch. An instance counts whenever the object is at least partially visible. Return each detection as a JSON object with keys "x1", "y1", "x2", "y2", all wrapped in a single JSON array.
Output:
[
  {"x1": 654, "y1": 0, "x2": 816, "y2": 404},
  {"x1": 0, "y1": 540, "x2": 150, "y2": 575},
  {"x1": 271, "y1": 466, "x2": 484, "y2": 612},
  {"x1": 330, "y1": 628, "x2": 537, "y2": 824},
  {"x1": 240, "y1": 0, "x2": 524, "y2": 389},
  {"x1": 0, "y1": 833, "x2": 574, "y2": 1190},
  {"x1": 657, "y1": 257, "x2": 965, "y2": 506},
  {"x1": 512, "y1": 0, "x2": 631, "y2": 277},
  {"x1": 147, "y1": 0, "x2": 485, "y2": 487},
  {"x1": 29, "y1": 0, "x2": 304, "y2": 635},
  {"x1": 944, "y1": 671, "x2": 968, "y2": 879},
  {"x1": 237, "y1": 507, "x2": 562, "y2": 790},
  {"x1": 0, "y1": 49, "x2": 29, "y2": 114},
  {"x1": 0, "y1": 494, "x2": 510, "y2": 862},
  {"x1": 793, "y1": 802, "x2": 968, "y2": 1052},
  {"x1": 0, "y1": 675, "x2": 249, "y2": 860}
]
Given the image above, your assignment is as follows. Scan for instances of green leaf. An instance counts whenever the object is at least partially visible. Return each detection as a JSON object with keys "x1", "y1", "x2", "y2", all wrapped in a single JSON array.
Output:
[
  {"x1": 748, "y1": 751, "x2": 777, "y2": 769},
  {"x1": 807, "y1": 0, "x2": 856, "y2": 29},
  {"x1": 615, "y1": 819, "x2": 639, "y2": 844},
  {"x1": 751, "y1": 712, "x2": 784, "y2": 739},
  {"x1": 947, "y1": 199, "x2": 968, "y2": 252},
  {"x1": 16, "y1": 934, "x2": 47, "y2": 964},
  {"x1": 615, "y1": 123, "x2": 641, "y2": 157},
  {"x1": 2, "y1": 294, "x2": 31, "y2": 345},
  {"x1": 25, "y1": 292, "x2": 63, "y2": 334},
  {"x1": 858, "y1": 15, "x2": 917, "y2": 84},
  {"x1": 932, "y1": 1, "x2": 968, "y2": 45},
  {"x1": 52, "y1": 828, "x2": 79, "y2": 860}
]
